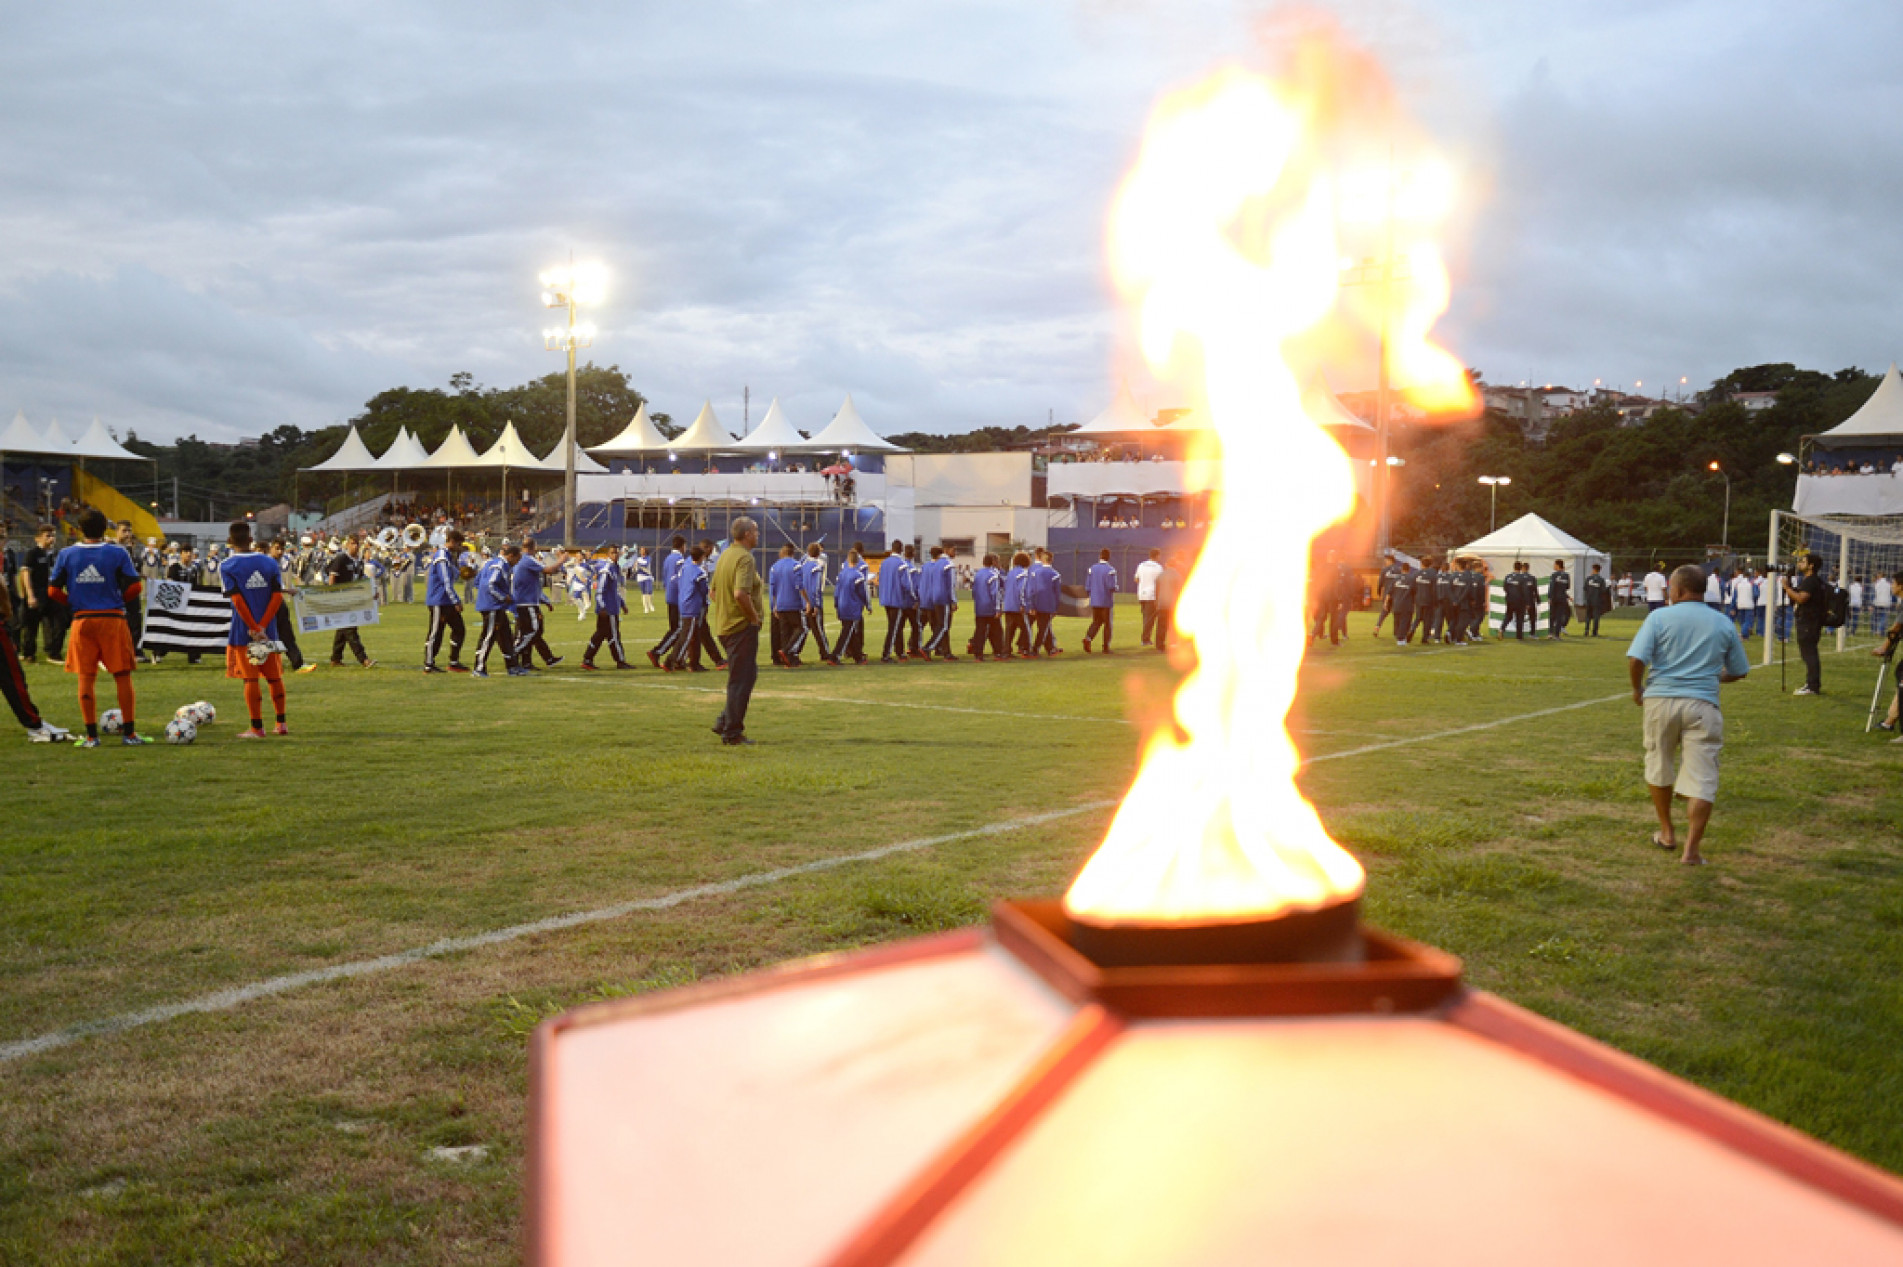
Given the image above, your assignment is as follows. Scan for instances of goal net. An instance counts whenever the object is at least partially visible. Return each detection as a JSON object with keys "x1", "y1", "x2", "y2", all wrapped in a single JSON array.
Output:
[{"x1": 1766, "y1": 510, "x2": 1903, "y2": 665}]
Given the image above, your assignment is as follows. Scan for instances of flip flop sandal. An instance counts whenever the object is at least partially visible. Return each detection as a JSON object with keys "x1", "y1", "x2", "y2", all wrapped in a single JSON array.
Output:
[
  {"x1": 1652, "y1": 833, "x2": 1676, "y2": 851},
  {"x1": 1682, "y1": 856, "x2": 1710, "y2": 866}
]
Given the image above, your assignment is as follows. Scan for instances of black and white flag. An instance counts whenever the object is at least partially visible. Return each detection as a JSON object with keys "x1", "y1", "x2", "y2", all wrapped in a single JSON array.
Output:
[{"x1": 142, "y1": 580, "x2": 229, "y2": 654}]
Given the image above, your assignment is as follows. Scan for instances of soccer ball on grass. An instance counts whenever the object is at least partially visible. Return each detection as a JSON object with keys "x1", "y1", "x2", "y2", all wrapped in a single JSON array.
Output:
[
  {"x1": 164, "y1": 717, "x2": 197, "y2": 745},
  {"x1": 100, "y1": 709, "x2": 123, "y2": 735}
]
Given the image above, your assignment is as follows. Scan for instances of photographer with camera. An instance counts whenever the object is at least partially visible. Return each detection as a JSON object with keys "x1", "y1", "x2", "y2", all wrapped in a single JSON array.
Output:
[{"x1": 1781, "y1": 554, "x2": 1828, "y2": 696}]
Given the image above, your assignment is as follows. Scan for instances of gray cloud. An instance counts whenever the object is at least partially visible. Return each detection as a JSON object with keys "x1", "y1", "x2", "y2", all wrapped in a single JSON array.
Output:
[{"x1": 2, "y1": 1, "x2": 1899, "y2": 443}]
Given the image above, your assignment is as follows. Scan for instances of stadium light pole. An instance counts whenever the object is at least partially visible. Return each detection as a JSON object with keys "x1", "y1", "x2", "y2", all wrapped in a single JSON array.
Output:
[
  {"x1": 541, "y1": 259, "x2": 605, "y2": 548},
  {"x1": 1707, "y1": 460, "x2": 1731, "y2": 547},
  {"x1": 1477, "y1": 474, "x2": 1510, "y2": 532}
]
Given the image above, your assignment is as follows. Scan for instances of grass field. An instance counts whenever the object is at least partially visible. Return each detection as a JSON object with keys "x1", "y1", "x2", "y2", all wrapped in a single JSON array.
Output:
[{"x1": 3, "y1": 596, "x2": 1901, "y2": 1264}]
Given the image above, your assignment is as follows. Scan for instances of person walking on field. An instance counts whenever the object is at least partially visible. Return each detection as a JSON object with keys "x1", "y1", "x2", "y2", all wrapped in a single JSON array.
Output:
[
  {"x1": 710, "y1": 517, "x2": 766, "y2": 746},
  {"x1": 1628, "y1": 565, "x2": 1750, "y2": 866},
  {"x1": 1134, "y1": 548, "x2": 1163, "y2": 645}
]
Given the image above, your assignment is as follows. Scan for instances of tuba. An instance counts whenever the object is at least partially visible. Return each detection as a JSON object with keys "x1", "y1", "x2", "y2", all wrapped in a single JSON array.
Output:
[
  {"x1": 376, "y1": 526, "x2": 400, "y2": 550},
  {"x1": 401, "y1": 523, "x2": 428, "y2": 548}
]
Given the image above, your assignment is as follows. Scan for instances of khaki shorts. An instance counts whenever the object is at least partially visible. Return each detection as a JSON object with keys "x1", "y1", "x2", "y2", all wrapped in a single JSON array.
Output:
[{"x1": 1643, "y1": 696, "x2": 1724, "y2": 802}]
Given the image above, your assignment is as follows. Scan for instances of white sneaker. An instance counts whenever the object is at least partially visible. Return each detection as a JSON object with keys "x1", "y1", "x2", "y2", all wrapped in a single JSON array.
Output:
[
  {"x1": 27, "y1": 724, "x2": 71, "y2": 743},
  {"x1": 1793, "y1": 686, "x2": 1818, "y2": 696}
]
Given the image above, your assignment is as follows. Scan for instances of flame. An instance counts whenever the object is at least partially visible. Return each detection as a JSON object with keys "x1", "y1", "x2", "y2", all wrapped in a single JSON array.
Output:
[{"x1": 1065, "y1": 33, "x2": 1470, "y2": 928}]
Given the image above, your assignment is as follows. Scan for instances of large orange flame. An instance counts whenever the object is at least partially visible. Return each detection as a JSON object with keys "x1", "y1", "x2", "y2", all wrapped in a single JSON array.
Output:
[{"x1": 1065, "y1": 34, "x2": 1471, "y2": 928}]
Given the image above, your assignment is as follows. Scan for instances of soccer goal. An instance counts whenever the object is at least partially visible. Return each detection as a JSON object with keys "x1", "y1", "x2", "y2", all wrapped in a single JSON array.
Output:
[{"x1": 1766, "y1": 510, "x2": 1903, "y2": 665}]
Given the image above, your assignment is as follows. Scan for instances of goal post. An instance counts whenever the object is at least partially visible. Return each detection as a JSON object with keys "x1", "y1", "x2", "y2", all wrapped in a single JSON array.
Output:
[{"x1": 1766, "y1": 508, "x2": 1903, "y2": 665}]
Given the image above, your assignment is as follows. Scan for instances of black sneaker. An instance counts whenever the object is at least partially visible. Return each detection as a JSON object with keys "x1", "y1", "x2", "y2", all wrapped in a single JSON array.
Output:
[
  {"x1": 543, "y1": 656, "x2": 564, "y2": 667},
  {"x1": 721, "y1": 734, "x2": 754, "y2": 747}
]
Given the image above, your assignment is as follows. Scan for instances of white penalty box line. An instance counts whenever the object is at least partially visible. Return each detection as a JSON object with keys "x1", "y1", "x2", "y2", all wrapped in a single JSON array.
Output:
[{"x1": 2, "y1": 691, "x2": 1633, "y2": 1063}]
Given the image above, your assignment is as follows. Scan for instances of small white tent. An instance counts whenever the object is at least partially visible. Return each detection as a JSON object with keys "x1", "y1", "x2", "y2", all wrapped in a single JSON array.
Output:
[
  {"x1": 1455, "y1": 512, "x2": 1610, "y2": 583},
  {"x1": 588, "y1": 404, "x2": 671, "y2": 457},
  {"x1": 667, "y1": 402, "x2": 736, "y2": 453},
  {"x1": 306, "y1": 425, "x2": 383, "y2": 472},
  {"x1": 1071, "y1": 382, "x2": 1150, "y2": 437},
  {"x1": 472, "y1": 421, "x2": 544, "y2": 470},
  {"x1": 75, "y1": 418, "x2": 147, "y2": 462},
  {"x1": 419, "y1": 426, "x2": 485, "y2": 469},
  {"x1": 1813, "y1": 363, "x2": 1903, "y2": 443},
  {"x1": 371, "y1": 427, "x2": 431, "y2": 471},
  {"x1": 806, "y1": 394, "x2": 904, "y2": 453},
  {"x1": 731, "y1": 398, "x2": 812, "y2": 454}
]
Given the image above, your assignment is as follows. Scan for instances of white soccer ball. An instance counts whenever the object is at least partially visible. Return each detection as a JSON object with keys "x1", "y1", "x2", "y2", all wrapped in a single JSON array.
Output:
[
  {"x1": 174, "y1": 704, "x2": 196, "y2": 722},
  {"x1": 165, "y1": 717, "x2": 197, "y2": 745},
  {"x1": 100, "y1": 709, "x2": 123, "y2": 735},
  {"x1": 192, "y1": 701, "x2": 217, "y2": 725}
]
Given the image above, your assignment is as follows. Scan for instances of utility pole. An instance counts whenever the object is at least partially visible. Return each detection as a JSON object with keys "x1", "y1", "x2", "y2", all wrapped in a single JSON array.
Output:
[{"x1": 540, "y1": 256, "x2": 601, "y2": 549}]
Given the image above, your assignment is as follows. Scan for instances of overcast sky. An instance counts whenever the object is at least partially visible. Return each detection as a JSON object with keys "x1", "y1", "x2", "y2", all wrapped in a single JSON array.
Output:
[{"x1": 3, "y1": 1, "x2": 1900, "y2": 443}]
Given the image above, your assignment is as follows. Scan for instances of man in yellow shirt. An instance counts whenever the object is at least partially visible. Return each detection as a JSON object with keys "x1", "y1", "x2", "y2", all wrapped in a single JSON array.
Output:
[{"x1": 709, "y1": 517, "x2": 766, "y2": 746}]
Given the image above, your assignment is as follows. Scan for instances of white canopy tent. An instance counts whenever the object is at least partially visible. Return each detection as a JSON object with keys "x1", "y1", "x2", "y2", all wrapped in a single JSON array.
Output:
[
  {"x1": 1303, "y1": 374, "x2": 1373, "y2": 432},
  {"x1": 1812, "y1": 364, "x2": 1903, "y2": 444},
  {"x1": 1, "y1": 411, "x2": 43, "y2": 453},
  {"x1": 1793, "y1": 363, "x2": 1903, "y2": 515},
  {"x1": 1071, "y1": 383, "x2": 1150, "y2": 437},
  {"x1": 419, "y1": 426, "x2": 484, "y2": 469},
  {"x1": 667, "y1": 401, "x2": 737, "y2": 453},
  {"x1": 472, "y1": 421, "x2": 544, "y2": 470},
  {"x1": 731, "y1": 397, "x2": 813, "y2": 454},
  {"x1": 1454, "y1": 512, "x2": 1610, "y2": 583},
  {"x1": 550, "y1": 442, "x2": 609, "y2": 475},
  {"x1": 75, "y1": 418, "x2": 147, "y2": 461},
  {"x1": 806, "y1": 394, "x2": 904, "y2": 453},
  {"x1": 305, "y1": 424, "x2": 384, "y2": 473},
  {"x1": 372, "y1": 427, "x2": 431, "y2": 471},
  {"x1": 588, "y1": 404, "x2": 671, "y2": 457}
]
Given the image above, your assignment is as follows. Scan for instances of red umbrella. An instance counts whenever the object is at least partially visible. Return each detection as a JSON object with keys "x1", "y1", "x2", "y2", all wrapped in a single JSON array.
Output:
[{"x1": 820, "y1": 463, "x2": 852, "y2": 476}]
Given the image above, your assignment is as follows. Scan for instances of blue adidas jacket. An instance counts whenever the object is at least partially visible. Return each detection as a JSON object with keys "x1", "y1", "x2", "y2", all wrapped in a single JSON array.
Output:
[
  {"x1": 425, "y1": 548, "x2": 461, "y2": 607},
  {"x1": 475, "y1": 557, "x2": 513, "y2": 613},
  {"x1": 768, "y1": 557, "x2": 806, "y2": 613},
  {"x1": 835, "y1": 564, "x2": 869, "y2": 620},
  {"x1": 877, "y1": 554, "x2": 909, "y2": 610},
  {"x1": 971, "y1": 566, "x2": 1002, "y2": 617},
  {"x1": 1086, "y1": 561, "x2": 1119, "y2": 608}
]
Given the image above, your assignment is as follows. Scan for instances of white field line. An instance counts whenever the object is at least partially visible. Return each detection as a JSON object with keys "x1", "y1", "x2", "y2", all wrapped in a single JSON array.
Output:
[
  {"x1": 538, "y1": 675, "x2": 1137, "y2": 727},
  {"x1": 33, "y1": 656, "x2": 1846, "y2": 1064}
]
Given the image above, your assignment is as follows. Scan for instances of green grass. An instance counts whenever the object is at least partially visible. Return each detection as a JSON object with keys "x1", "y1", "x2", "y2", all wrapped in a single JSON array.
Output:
[{"x1": 2, "y1": 598, "x2": 1901, "y2": 1263}]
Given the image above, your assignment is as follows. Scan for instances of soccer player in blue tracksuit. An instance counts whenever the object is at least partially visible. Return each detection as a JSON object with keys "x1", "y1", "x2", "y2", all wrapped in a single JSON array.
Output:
[
  {"x1": 1083, "y1": 549, "x2": 1118, "y2": 653},
  {"x1": 666, "y1": 545, "x2": 713, "y2": 672},
  {"x1": 472, "y1": 545, "x2": 521, "y2": 678},
  {"x1": 768, "y1": 545, "x2": 806, "y2": 668},
  {"x1": 834, "y1": 549, "x2": 870, "y2": 664},
  {"x1": 800, "y1": 542, "x2": 837, "y2": 665},
  {"x1": 1002, "y1": 551, "x2": 1031, "y2": 656},
  {"x1": 967, "y1": 553, "x2": 1007, "y2": 660},
  {"x1": 423, "y1": 529, "x2": 468, "y2": 673},
  {"x1": 510, "y1": 540, "x2": 563, "y2": 670},
  {"x1": 901, "y1": 545, "x2": 924, "y2": 656},
  {"x1": 648, "y1": 535, "x2": 688, "y2": 668},
  {"x1": 877, "y1": 541, "x2": 910, "y2": 662},
  {"x1": 918, "y1": 545, "x2": 960, "y2": 660},
  {"x1": 583, "y1": 547, "x2": 631, "y2": 669},
  {"x1": 1028, "y1": 549, "x2": 1063, "y2": 655}
]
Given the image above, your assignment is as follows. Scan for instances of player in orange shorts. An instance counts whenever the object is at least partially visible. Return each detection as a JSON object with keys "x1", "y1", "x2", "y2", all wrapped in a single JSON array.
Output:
[
  {"x1": 47, "y1": 508, "x2": 152, "y2": 748},
  {"x1": 219, "y1": 520, "x2": 290, "y2": 739}
]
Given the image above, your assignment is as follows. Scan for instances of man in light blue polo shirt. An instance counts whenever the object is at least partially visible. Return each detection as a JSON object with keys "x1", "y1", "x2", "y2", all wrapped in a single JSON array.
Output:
[{"x1": 1627, "y1": 564, "x2": 1750, "y2": 867}]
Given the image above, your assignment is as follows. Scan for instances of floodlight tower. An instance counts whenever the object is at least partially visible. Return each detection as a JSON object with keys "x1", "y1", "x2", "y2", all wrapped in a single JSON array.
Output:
[
  {"x1": 1477, "y1": 474, "x2": 1511, "y2": 532},
  {"x1": 541, "y1": 259, "x2": 605, "y2": 548}
]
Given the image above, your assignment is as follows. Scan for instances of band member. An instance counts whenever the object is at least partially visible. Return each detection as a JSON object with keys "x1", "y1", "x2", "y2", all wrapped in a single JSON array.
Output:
[
  {"x1": 472, "y1": 544, "x2": 520, "y2": 677},
  {"x1": 1373, "y1": 551, "x2": 1405, "y2": 635},
  {"x1": 648, "y1": 535, "x2": 690, "y2": 667},
  {"x1": 564, "y1": 550, "x2": 594, "y2": 621},
  {"x1": 219, "y1": 520, "x2": 289, "y2": 739},
  {"x1": 1082, "y1": 548, "x2": 1117, "y2": 653},
  {"x1": 918, "y1": 545, "x2": 959, "y2": 660},
  {"x1": 666, "y1": 545, "x2": 712, "y2": 672},
  {"x1": 1411, "y1": 556, "x2": 1440, "y2": 644},
  {"x1": 262, "y1": 539, "x2": 312, "y2": 673},
  {"x1": 48, "y1": 509, "x2": 149, "y2": 747},
  {"x1": 1581, "y1": 563, "x2": 1611, "y2": 637},
  {"x1": 0, "y1": 555, "x2": 70, "y2": 741},
  {"x1": 634, "y1": 546, "x2": 656, "y2": 614},
  {"x1": 801, "y1": 542, "x2": 837, "y2": 665},
  {"x1": 769, "y1": 544, "x2": 806, "y2": 668},
  {"x1": 968, "y1": 552, "x2": 1007, "y2": 660},
  {"x1": 583, "y1": 546, "x2": 632, "y2": 669},
  {"x1": 834, "y1": 548, "x2": 870, "y2": 664},
  {"x1": 878, "y1": 540, "x2": 910, "y2": 662},
  {"x1": 322, "y1": 536, "x2": 376, "y2": 667},
  {"x1": 1002, "y1": 551, "x2": 1031, "y2": 655},
  {"x1": 1028, "y1": 548, "x2": 1062, "y2": 655},
  {"x1": 1388, "y1": 560, "x2": 1416, "y2": 646},
  {"x1": 510, "y1": 538, "x2": 563, "y2": 670},
  {"x1": 1548, "y1": 558, "x2": 1573, "y2": 640},
  {"x1": 423, "y1": 529, "x2": 469, "y2": 673}
]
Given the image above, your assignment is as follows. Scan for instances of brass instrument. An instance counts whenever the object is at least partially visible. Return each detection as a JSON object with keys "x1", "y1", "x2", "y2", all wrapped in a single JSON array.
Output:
[{"x1": 401, "y1": 523, "x2": 428, "y2": 548}]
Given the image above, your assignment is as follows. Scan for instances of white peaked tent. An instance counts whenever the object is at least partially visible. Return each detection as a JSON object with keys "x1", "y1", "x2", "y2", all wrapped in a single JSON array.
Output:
[
  {"x1": 1813, "y1": 363, "x2": 1903, "y2": 443},
  {"x1": 543, "y1": 441, "x2": 609, "y2": 474},
  {"x1": 306, "y1": 424, "x2": 383, "y2": 472},
  {"x1": 1071, "y1": 382, "x2": 1149, "y2": 437},
  {"x1": 667, "y1": 401, "x2": 737, "y2": 452},
  {"x1": 472, "y1": 421, "x2": 544, "y2": 469},
  {"x1": 1303, "y1": 374, "x2": 1373, "y2": 432},
  {"x1": 420, "y1": 425, "x2": 485, "y2": 469},
  {"x1": 732, "y1": 397, "x2": 811, "y2": 453},
  {"x1": 76, "y1": 418, "x2": 146, "y2": 461},
  {"x1": 806, "y1": 394, "x2": 904, "y2": 453},
  {"x1": 372, "y1": 427, "x2": 431, "y2": 471},
  {"x1": 1, "y1": 411, "x2": 47, "y2": 453},
  {"x1": 588, "y1": 404, "x2": 670, "y2": 457},
  {"x1": 38, "y1": 418, "x2": 77, "y2": 455},
  {"x1": 1455, "y1": 512, "x2": 1610, "y2": 583}
]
